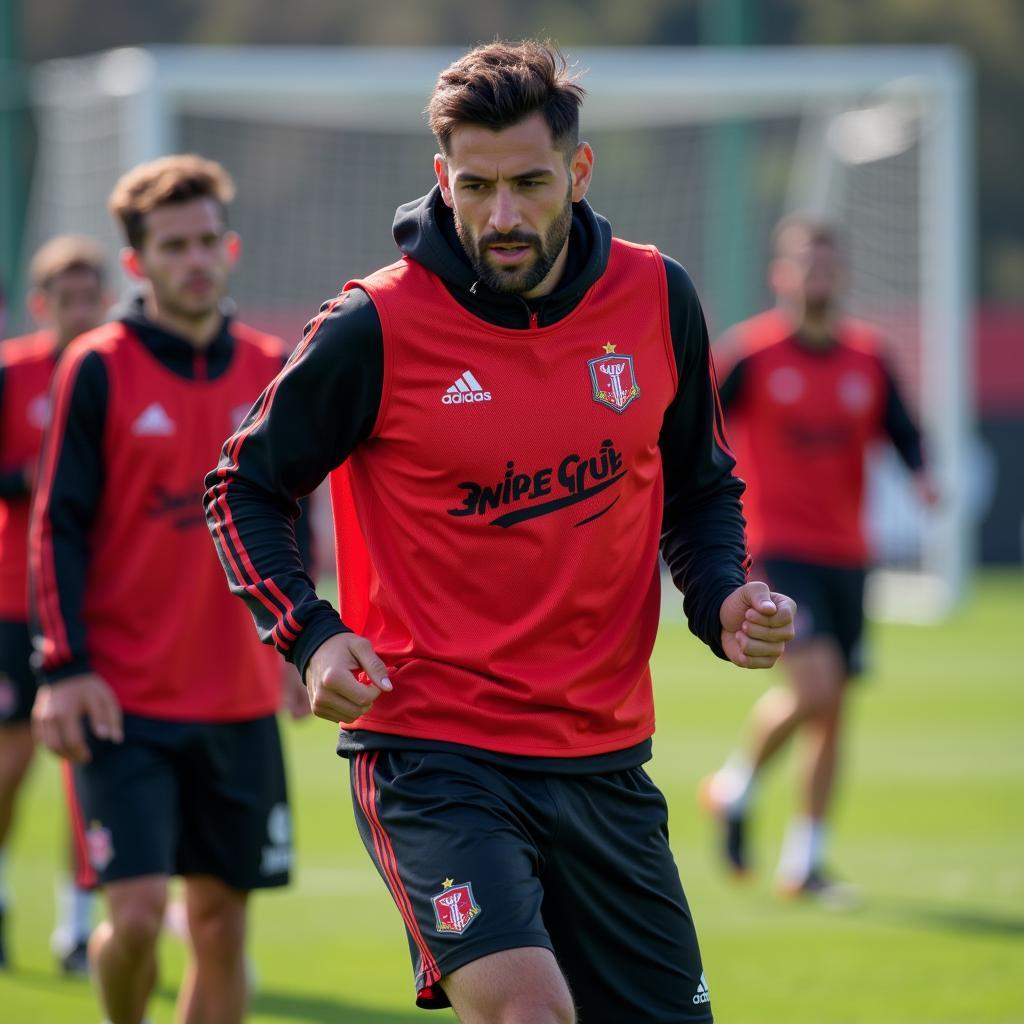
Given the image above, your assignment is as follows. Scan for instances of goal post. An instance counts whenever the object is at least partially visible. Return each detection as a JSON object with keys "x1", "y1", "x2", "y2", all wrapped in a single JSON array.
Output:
[{"x1": 23, "y1": 45, "x2": 974, "y2": 620}]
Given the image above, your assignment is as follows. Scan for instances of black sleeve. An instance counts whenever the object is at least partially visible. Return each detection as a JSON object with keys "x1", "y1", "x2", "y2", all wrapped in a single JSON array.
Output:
[
  {"x1": 203, "y1": 289, "x2": 384, "y2": 679},
  {"x1": 0, "y1": 363, "x2": 31, "y2": 498},
  {"x1": 29, "y1": 350, "x2": 107, "y2": 682},
  {"x1": 881, "y1": 360, "x2": 925, "y2": 471},
  {"x1": 658, "y1": 256, "x2": 749, "y2": 659},
  {"x1": 272, "y1": 351, "x2": 317, "y2": 577}
]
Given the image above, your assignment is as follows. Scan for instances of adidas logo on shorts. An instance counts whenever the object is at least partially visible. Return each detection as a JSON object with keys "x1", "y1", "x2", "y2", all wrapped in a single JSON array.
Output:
[
  {"x1": 692, "y1": 972, "x2": 711, "y2": 1005},
  {"x1": 442, "y1": 370, "x2": 492, "y2": 405}
]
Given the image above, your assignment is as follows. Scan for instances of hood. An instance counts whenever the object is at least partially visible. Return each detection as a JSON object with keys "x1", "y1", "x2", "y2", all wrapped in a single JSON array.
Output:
[
  {"x1": 391, "y1": 185, "x2": 613, "y2": 329},
  {"x1": 117, "y1": 293, "x2": 236, "y2": 379}
]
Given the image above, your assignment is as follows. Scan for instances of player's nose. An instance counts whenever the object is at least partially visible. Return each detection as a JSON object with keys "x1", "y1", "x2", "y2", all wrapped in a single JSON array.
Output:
[{"x1": 488, "y1": 189, "x2": 522, "y2": 234}]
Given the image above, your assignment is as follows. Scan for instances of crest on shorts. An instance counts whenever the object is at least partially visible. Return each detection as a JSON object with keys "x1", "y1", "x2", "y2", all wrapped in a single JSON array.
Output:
[
  {"x1": 86, "y1": 820, "x2": 114, "y2": 872},
  {"x1": 588, "y1": 344, "x2": 640, "y2": 413},
  {"x1": 431, "y1": 878, "x2": 481, "y2": 935}
]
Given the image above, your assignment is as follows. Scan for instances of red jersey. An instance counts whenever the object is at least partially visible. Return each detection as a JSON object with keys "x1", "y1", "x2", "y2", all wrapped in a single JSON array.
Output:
[
  {"x1": 330, "y1": 241, "x2": 677, "y2": 757},
  {"x1": 0, "y1": 332, "x2": 57, "y2": 620},
  {"x1": 32, "y1": 320, "x2": 284, "y2": 720},
  {"x1": 719, "y1": 310, "x2": 917, "y2": 566}
]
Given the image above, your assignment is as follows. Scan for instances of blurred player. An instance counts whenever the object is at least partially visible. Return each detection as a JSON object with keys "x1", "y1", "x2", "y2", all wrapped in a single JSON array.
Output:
[
  {"x1": 0, "y1": 235, "x2": 108, "y2": 970},
  {"x1": 29, "y1": 155, "x2": 308, "y2": 1024},
  {"x1": 701, "y1": 216, "x2": 938, "y2": 901},
  {"x1": 205, "y1": 40, "x2": 796, "y2": 1024}
]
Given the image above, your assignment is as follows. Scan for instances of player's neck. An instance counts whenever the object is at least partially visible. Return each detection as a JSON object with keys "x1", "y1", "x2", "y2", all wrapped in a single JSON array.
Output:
[
  {"x1": 142, "y1": 293, "x2": 222, "y2": 350},
  {"x1": 795, "y1": 304, "x2": 835, "y2": 346}
]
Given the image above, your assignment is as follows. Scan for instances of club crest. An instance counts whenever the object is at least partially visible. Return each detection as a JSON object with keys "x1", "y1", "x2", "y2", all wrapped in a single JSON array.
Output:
[
  {"x1": 588, "y1": 346, "x2": 640, "y2": 413},
  {"x1": 431, "y1": 879, "x2": 481, "y2": 935},
  {"x1": 86, "y1": 820, "x2": 114, "y2": 872}
]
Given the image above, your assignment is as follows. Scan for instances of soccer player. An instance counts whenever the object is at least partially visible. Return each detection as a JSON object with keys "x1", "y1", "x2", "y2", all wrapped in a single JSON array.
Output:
[
  {"x1": 700, "y1": 216, "x2": 938, "y2": 901},
  {"x1": 205, "y1": 41, "x2": 796, "y2": 1024},
  {"x1": 0, "y1": 235, "x2": 108, "y2": 970},
  {"x1": 29, "y1": 155, "x2": 305, "y2": 1024}
]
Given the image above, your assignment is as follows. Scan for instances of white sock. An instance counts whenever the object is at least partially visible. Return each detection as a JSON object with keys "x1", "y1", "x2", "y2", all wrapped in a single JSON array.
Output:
[
  {"x1": 72, "y1": 885, "x2": 95, "y2": 941},
  {"x1": 709, "y1": 752, "x2": 756, "y2": 815},
  {"x1": 776, "y1": 816, "x2": 827, "y2": 884}
]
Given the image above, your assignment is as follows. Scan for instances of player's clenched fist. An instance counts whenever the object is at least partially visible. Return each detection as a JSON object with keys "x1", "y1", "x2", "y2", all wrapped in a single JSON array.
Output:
[
  {"x1": 304, "y1": 632, "x2": 393, "y2": 724},
  {"x1": 719, "y1": 581, "x2": 797, "y2": 669}
]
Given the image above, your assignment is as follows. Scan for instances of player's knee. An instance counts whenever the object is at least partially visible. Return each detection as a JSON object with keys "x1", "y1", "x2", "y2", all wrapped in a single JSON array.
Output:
[
  {"x1": 445, "y1": 949, "x2": 576, "y2": 1024},
  {"x1": 110, "y1": 900, "x2": 163, "y2": 953},
  {"x1": 188, "y1": 900, "x2": 246, "y2": 961},
  {"x1": 492, "y1": 992, "x2": 576, "y2": 1024}
]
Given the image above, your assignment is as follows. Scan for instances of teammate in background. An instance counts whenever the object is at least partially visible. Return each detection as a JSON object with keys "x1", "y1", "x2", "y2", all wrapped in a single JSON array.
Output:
[
  {"x1": 29, "y1": 155, "x2": 308, "y2": 1024},
  {"x1": 205, "y1": 41, "x2": 795, "y2": 1024},
  {"x1": 700, "y1": 216, "x2": 939, "y2": 901},
  {"x1": 0, "y1": 235, "x2": 108, "y2": 971}
]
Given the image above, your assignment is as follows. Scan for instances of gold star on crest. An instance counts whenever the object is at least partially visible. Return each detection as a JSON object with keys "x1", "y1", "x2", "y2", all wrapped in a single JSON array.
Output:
[
  {"x1": 442, "y1": 878, "x2": 455, "y2": 889},
  {"x1": 602, "y1": 342, "x2": 617, "y2": 354}
]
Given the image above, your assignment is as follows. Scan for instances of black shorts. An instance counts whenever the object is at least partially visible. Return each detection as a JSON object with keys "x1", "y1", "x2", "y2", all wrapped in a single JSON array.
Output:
[
  {"x1": 0, "y1": 619, "x2": 37, "y2": 725},
  {"x1": 72, "y1": 713, "x2": 291, "y2": 890},
  {"x1": 350, "y1": 750, "x2": 713, "y2": 1023},
  {"x1": 761, "y1": 557, "x2": 867, "y2": 676}
]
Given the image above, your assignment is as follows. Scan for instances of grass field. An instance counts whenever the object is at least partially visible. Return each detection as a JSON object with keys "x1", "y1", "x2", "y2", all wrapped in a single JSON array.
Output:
[{"x1": 1, "y1": 570, "x2": 1021, "y2": 1023}]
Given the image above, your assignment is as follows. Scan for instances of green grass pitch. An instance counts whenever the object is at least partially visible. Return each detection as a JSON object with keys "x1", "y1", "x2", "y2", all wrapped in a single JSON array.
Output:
[{"x1": 1, "y1": 570, "x2": 1021, "y2": 1022}]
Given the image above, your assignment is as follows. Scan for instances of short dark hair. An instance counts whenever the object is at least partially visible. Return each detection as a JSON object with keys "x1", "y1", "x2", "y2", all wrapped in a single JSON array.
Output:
[
  {"x1": 108, "y1": 153, "x2": 236, "y2": 250},
  {"x1": 29, "y1": 234, "x2": 106, "y2": 290},
  {"x1": 428, "y1": 40, "x2": 585, "y2": 155}
]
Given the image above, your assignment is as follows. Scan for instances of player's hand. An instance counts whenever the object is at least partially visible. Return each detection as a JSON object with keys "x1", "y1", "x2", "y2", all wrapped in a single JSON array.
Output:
[
  {"x1": 281, "y1": 663, "x2": 312, "y2": 721},
  {"x1": 304, "y1": 632, "x2": 392, "y2": 724},
  {"x1": 32, "y1": 672, "x2": 123, "y2": 763},
  {"x1": 720, "y1": 581, "x2": 796, "y2": 669}
]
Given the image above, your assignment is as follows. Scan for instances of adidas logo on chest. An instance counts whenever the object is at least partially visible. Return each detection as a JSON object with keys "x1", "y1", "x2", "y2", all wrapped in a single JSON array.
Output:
[
  {"x1": 132, "y1": 402, "x2": 176, "y2": 436},
  {"x1": 442, "y1": 370, "x2": 492, "y2": 405}
]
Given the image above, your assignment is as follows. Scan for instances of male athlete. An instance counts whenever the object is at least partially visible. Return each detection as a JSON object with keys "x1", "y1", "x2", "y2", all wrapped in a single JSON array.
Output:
[
  {"x1": 701, "y1": 216, "x2": 938, "y2": 900},
  {"x1": 206, "y1": 41, "x2": 795, "y2": 1024},
  {"x1": 30, "y1": 155, "x2": 307, "y2": 1024},
  {"x1": 0, "y1": 236, "x2": 108, "y2": 970}
]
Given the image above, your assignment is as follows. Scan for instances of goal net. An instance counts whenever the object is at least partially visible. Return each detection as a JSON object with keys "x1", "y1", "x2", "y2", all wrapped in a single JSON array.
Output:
[{"x1": 22, "y1": 46, "x2": 973, "y2": 620}]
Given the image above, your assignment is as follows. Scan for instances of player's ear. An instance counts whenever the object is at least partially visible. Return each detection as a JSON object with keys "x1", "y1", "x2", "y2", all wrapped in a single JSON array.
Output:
[
  {"x1": 435, "y1": 154, "x2": 454, "y2": 208},
  {"x1": 225, "y1": 231, "x2": 241, "y2": 267},
  {"x1": 26, "y1": 287, "x2": 49, "y2": 326},
  {"x1": 569, "y1": 142, "x2": 594, "y2": 203},
  {"x1": 120, "y1": 247, "x2": 145, "y2": 281}
]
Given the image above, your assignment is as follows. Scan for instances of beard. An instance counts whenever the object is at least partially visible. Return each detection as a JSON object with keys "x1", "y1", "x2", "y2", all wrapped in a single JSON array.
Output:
[{"x1": 454, "y1": 191, "x2": 574, "y2": 296}]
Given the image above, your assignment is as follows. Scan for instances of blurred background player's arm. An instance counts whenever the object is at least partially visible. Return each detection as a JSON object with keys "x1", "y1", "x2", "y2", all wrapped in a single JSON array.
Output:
[
  {"x1": 880, "y1": 359, "x2": 940, "y2": 506},
  {"x1": 715, "y1": 354, "x2": 747, "y2": 414},
  {"x1": 29, "y1": 348, "x2": 106, "y2": 682},
  {"x1": 28, "y1": 347, "x2": 122, "y2": 760},
  {"x1": 0, "y1": 363, "x2": 33, "y2": 497},
  {"x1": 657, "y1": 257, "x2": 749, "y2": 659}
]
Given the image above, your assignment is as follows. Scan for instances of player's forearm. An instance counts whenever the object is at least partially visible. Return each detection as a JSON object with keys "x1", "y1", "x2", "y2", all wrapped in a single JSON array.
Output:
[
  {"x1": 205, "y1": 286, "x2": 384, "y2": 667},
  {"x1": 204, "y1": 470, "x2": 346, "y2": 666},
  {"x1": 662, "y1": 484, "x2": 749, "y2": 658}
]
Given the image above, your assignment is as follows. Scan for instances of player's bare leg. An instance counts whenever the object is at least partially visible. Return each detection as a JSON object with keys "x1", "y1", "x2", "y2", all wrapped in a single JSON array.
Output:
[
  {"x1": 0, "y1": 723, "x2": 34, "y2": 849},
  {"x1": 91, "y1": 875, "x2": 166, "y2": 1024},
  {"x1": 774, "y1": 641, "x2": 859, "y2": 902},
  {"x1": 702, "y1": 638, "x2": 843, "y2": 874},
  {"x1": 176, "y1": 875, "x2": 248, "y2": 1024},
  {"x1": 801, "y1": 673, "x2": 845, "y2": 821},
  {"x1": 0, "y1": 722, "x2": 35, "y2": 965},
  {"x1": 442, "y1": 947, "x2": 576, "y2": 1024}
]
